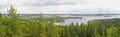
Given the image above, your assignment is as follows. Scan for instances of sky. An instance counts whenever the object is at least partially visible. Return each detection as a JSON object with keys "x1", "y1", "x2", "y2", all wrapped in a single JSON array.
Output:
[{"x1": 0, "y1": 0, "x2": 120, "y2": 14}]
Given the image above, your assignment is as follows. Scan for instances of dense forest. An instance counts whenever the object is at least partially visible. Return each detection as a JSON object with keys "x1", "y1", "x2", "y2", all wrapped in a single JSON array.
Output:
[{"x1": 0, "y1": 6, "x2": 120, "y2": 37}]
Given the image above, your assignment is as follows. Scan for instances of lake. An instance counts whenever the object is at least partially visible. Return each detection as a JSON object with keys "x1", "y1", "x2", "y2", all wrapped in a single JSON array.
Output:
[
  {"x1": 3, "y1": 14, "x2": 120, "y2": 25},
  {"x1": 54, "y1": 15, "x2": 120, "y2": 25}
]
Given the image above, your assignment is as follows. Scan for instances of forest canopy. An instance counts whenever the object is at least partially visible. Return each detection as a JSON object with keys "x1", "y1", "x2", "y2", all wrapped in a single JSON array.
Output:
[{"x1": 0, "y1": 6, "x2": 120, "y2": 37}]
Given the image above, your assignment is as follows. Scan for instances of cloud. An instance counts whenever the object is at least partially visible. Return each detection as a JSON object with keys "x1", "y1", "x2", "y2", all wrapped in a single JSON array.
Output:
[
  {"x1": 11, "y1": 0, "x2": 82, "y2": 7},
  {"x1": 0, "y1": 0, "x2": 120, "y2": 14}
]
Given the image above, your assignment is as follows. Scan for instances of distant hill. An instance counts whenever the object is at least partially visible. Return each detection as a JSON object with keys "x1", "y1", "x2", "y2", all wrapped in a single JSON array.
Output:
[{"x1": 88, "y1": 18, "x2": 120, "y2": 28}]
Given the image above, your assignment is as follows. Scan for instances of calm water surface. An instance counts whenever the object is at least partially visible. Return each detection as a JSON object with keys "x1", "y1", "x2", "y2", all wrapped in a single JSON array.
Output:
[{"x1": 54, "y1": 15, "x2": 120, "y2": 25}]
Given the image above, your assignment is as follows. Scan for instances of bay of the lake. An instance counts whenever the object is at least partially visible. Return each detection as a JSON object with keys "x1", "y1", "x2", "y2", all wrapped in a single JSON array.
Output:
[{"x1": 54, "y1": 15, "x2": 120, "y2": 25}]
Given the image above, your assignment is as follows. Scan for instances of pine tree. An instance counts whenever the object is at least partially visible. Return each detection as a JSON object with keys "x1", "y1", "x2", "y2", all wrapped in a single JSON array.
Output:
[
  {"x1": 0, "y1": 12, "x2": 2, "y2": 17},
  {"x1": 7, "y1": 6, "x2": 17, "y2": 20}
]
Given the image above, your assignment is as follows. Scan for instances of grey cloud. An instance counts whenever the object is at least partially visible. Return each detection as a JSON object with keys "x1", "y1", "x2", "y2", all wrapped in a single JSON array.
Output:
[
  {"x1": 0, "y1": 5, "x2": 2, "y2": 9},
  {"x1": 22, "y1": 0, "x2": 80, "y2": 7},
  {"x1": 1, "y1": 2, "x2": 11, "y2": 7},
  {"x1": 0, "y1": 5, "x2": 9, "y2": 9}
]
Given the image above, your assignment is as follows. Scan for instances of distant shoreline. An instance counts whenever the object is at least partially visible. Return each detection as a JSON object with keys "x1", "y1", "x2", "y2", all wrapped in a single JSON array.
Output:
[
  {"x1": 2, "y1": 14, "x2": 120, "y2": 17},
  {"x1": 54, "y1": 16, "x2": 120, "y2": 25}
]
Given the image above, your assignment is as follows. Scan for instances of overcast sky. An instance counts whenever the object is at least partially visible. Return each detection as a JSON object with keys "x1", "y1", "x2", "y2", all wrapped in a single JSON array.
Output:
[{"x1": 0, "y1": 0, "x2": 120, "y2": 14}]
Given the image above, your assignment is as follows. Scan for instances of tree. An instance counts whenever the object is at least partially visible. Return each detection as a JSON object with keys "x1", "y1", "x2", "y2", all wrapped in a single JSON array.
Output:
[
  {"x1": 0, "y1": 12, "x2": 2, "y2": 17},
  {"x1": 7, "y1": 6, "x2": 17, "y2": 19}
]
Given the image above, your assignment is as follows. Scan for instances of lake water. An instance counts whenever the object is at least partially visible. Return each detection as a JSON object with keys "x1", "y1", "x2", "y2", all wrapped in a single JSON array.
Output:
[
  {"x1": 3, "y1": 14, "x2": 120, "y2": 25},
  {"x1": 54, "y1": 15, "x2": 120, "y2": 25}
]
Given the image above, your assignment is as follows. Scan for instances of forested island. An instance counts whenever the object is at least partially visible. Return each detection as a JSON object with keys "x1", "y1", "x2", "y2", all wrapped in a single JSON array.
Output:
[{"x1": 0, "y1": 6, "x2": 120, "y2": 37}]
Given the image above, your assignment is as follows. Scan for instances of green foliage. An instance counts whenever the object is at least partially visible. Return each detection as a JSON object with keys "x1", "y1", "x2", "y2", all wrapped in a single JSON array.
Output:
[
  {"x1": 0, "y1": 12, "x2": 2, "y2": 17},
  {"x1": 107, "y1": 26, "x2": 119, "y2": 37},
  {"x1": 0, "y1": 6, "x2": 120, "y2": 37},
  {"x1": 7, "y1": 6, "x2": 18, "y2": 20}
]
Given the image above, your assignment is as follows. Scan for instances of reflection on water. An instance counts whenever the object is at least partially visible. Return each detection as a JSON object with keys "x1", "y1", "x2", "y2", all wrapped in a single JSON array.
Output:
[{"x1": 54, "y1": 15, "x2": 120, "y2": 25}]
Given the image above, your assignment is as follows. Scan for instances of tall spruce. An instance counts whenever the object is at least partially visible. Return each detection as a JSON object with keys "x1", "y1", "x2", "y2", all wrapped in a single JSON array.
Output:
[{"x1": 7, "y1": 6, "x2": 17, "y2": 20}]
